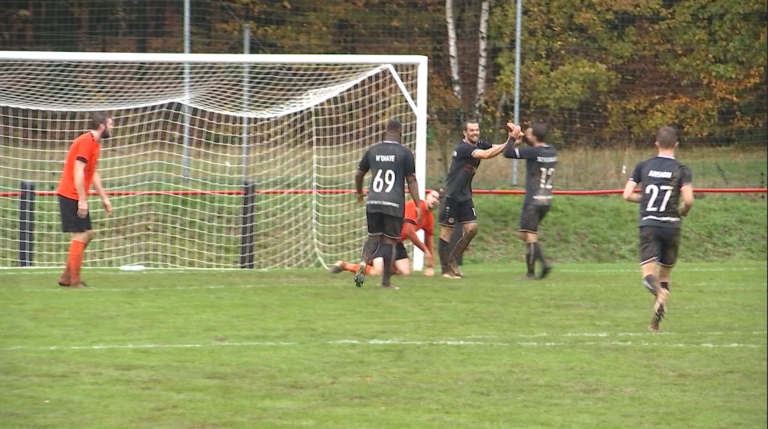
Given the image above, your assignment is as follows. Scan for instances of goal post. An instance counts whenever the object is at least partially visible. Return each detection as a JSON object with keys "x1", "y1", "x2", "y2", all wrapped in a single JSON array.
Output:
[{"x1": 0, "y1": 51, "x2": 428, "y2": 270}]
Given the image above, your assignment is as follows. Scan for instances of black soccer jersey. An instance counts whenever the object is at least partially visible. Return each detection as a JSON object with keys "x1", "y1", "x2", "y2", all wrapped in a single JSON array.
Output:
[
  {"x1": 629, "y1": 156, "x2": 693, "y2": 229},
  {"x1": 505, "y1": 144, "x2": 558, "y2": 205},
  {"x1": 444, "y1": 139, "x2": 493, "y2": 202},
  {"x1": 358, "y1": 141, "x2": 416, "y2": 218}
]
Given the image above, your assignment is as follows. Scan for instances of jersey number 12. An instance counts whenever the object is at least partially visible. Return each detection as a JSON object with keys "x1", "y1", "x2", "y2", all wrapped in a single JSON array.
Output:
[
  {"x1": 373, "y1": 169, "x2": 396, "y2": 193},
  {"x1": 539, "y1": 168, "x2": 555, "y2": 189}
]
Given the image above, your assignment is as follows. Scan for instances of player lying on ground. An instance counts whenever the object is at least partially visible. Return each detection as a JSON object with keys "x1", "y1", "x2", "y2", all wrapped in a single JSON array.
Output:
[
  {"x1": 354, "y1": 119, "x2": 422, "y2": 290},
  {"x1": 330, "y1": 190, "x2": 440, "y2": 278},
  {"x1": 503, "y1": 123, "x2": 557, "y2": 280},
  {"x1": 57, "y1": 112, "x2": 114, "y2": 288},
  {"x1": 623, "y1": 126, "x2": 694, "y2": 331},
  {"x1": 439, "y1": 120, "x2": 516, "y2": 279}
]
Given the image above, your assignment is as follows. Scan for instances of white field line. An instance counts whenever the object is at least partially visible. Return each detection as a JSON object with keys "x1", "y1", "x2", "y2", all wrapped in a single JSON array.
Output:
[
  {"x1": 2, "y1": 338, "x2": 764, "y2": 352},
  {"x1": 3, "y1": 281, "x2": 766, "y2": 293},
  {"x1": 1, "y1": 267, "x2": 765, "y2": 276}
]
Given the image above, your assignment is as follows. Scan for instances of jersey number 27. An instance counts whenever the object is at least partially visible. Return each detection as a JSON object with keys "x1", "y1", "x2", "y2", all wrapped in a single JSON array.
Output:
[{"x1": 645, "y1": 184, "x2": 673, "y2": 212}]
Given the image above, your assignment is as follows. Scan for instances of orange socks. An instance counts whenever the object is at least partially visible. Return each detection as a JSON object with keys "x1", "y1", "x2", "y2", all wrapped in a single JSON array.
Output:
[
  {"x1": 343, "y1": 263, "x2": 372, "y2": 275},
  {"x1": 66, "y1": 240, "x2": 87, "y2": 284}
]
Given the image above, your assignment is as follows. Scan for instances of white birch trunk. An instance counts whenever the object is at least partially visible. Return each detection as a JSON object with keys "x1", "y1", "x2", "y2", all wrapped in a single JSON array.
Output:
[
  {"x1": 445, "y1": 0, "x2": 462, "y2": 100},
  {"x1": 474, "y1": 0, "x2": 490, "y2": 115}
]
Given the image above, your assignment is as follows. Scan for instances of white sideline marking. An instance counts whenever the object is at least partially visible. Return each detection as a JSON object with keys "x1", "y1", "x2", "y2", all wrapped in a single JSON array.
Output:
[
  {"x1": 1, "y1": 266, "x2": 764, "y2": 276},
  {"x1": 4, "y1": 280, "x2": 765, "y2": 293},
  {"x1": 3, "y1": 339, "x2": 763, "y2": 352}
]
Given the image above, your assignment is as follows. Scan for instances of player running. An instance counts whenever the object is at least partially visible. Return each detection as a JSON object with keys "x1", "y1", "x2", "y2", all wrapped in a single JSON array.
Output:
[
  {"x1": 354, "y1": 119, "x2": 422, "y2": 289},
  {"x1": 504, "y1": 124, "x2": 557, "y2": 280},
  {"x1": 439, "y1": 120, "x2": 516, "y2": 279},
  {"x1": 623, "y1": 126, "x2": 694, "y2": 331},
  {"x1": 57, "y1": 112, "x2": 114, "y2": 288},
  {"x1": 330, "y1": 190, "x2": 440, "y2": 278}
]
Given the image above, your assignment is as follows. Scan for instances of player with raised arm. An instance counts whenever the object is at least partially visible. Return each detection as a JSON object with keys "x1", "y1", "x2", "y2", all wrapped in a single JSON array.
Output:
[
  {"x1": 354, "y1": 119, "x2": 422, "y2": 290},
  {"x1": 623, "y1": 126, "x2": 694, "y2": 331},
  {"x1": 330, "y1": 190, "x2": 440, "y2": 278},
  {"x1": 439, "y1": 120, "x2": 517, "y2": 279},
  {"x1": 504, "y1": 124, "x2": 557, "y2": 280},
  {"x1": 57, "y1": 112, "x2": 114, "y2": 288}
]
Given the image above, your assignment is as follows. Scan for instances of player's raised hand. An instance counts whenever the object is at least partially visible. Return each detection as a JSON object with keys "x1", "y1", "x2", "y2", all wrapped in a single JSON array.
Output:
[
  {"x1": 102, "y1": 198, "x2": 113, "y2": 216},
  {"x1": 77, "y1": 200, "x2": 88, "y2": 218},
  {"x1": 507, "y1": 122, "x2": 522, "y2": 139}
]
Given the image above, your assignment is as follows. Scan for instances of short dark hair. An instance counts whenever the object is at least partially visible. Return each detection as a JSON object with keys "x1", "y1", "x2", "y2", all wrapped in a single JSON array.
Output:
[
  {"x1": 656, "y1": 126, "x2": 678, "y2": 149},
  {"x1": 386, "y1": 118, "x2": 402, "y2": 132},
  {"x1": 531, "y1": 124, "x2": 548, "y2": 142},
  {"x1": 90, "y1": 112, "x2": 110, "y2": 130},
  {"x1": 464, "y1": 120, "x2": 479, "y2": 131}
]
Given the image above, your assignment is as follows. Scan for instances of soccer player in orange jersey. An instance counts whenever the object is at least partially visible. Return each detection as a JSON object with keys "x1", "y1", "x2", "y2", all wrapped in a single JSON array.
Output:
[
  {"x1": 57, "y1": 112, "x2": 114, "y2": 288},
  {"x1": 330, "y1": 190, "x2": 440, "y2": 278}
]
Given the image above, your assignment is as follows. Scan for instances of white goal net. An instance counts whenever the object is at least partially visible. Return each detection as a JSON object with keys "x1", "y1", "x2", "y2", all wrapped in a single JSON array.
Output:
[{"x1": 0, "y1": 52, "x2": 427, "y2": 270}]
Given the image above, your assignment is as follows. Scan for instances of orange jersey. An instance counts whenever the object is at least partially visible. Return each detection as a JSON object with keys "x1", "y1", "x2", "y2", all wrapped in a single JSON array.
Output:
[
  {"x1": 400, "y1": 200, "x2": 434, "y2": 243},
  {"x1": 57, "y1": 132, "x2": 101, "y2": 200}
]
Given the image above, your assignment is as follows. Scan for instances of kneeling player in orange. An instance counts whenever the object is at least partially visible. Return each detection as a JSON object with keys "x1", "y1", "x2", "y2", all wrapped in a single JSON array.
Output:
[{"x1": 331, "y1": 190, "x2": 440, "y2": 278}]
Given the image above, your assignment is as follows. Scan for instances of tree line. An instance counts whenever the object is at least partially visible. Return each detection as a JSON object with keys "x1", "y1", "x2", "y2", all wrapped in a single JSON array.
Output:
[{"x1": 1, "y1": 0, "x2": 766, "y2": 149}]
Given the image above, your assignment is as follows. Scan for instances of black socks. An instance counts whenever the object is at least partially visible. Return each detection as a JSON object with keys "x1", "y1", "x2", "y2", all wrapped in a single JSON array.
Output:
[{"x1": 439, "y1": 239, "x2": 451, "y2": 274}]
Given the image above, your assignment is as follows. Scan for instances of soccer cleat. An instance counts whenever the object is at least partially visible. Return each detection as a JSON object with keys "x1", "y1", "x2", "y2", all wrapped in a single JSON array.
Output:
[
  {"x1": 442, "y1": 272, "x2": 461, "y2": 279},
  {"x1": 518, "y1": 274, "x2": 536, "y2": 281},
  {"x1": 67, "y1": 282, "x2": 90, "y2": 289},
  {"x1": 648, "y1": 317, "x2": 660, "y2": 331},
  {"x1": 58, "y1": 278, "x2": 70, "y2": 287},
  {"x1": 447, "y1": 261, "x2": 463, "y2": 278},
  {"x1": 380, "y1": 285, "x2": 399, "y2": 290},
  {"x1": 328, "y1": 261, "x2": 344, "y2": 274},
  {"x1": 538, "y1": 264, "x2": 553, "y2": 280},
  {"x1": 354, "y1": 262, "x2": 367, "y2": 287}
]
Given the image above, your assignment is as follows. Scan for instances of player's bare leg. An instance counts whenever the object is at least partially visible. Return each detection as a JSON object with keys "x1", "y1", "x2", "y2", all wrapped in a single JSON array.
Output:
[
  {"x1": 354, "y1": 236, "x2": 380, "y2": 287},
  {"x1": 642, "y1": 261, "x2": 666, "y2": 331},
  {"x1": 439, "y1": 227, "x2": 460, "y2": 279},
  {"x1": 380, "y1": 237, "x2": 399, "y2": 289},
  {"x1": 657, "y1": 263, "x2": 673, "y2": 317},
  {"x1": 446, "y1": 222, "x2": 478, "y2": 278}
]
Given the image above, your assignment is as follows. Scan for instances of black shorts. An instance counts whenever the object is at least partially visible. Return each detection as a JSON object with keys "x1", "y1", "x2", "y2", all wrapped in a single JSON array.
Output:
[
  {"x1": 439, "y1": 197, "x2": 477, "y2": 227},
  {"x1": 59, "y1": 195, "x2": 92, "y2": 233},
  {"x1": 373, "y1": 242, "x2": 409, "y2": 261},
  {"x1": 367, "y1": 211, "x2": 403, "y2": 240},
  {"x1": 639, "y1": 226, "x2": 681, "y2": 267},
  {"x1": 519, "y1": 203, "x2": 550, "y2": 233}
]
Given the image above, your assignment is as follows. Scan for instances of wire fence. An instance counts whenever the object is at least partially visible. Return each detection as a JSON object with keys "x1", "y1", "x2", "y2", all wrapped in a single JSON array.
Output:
[{"x1": 1, "y1": 0, "x2": 766, "y2": 190}]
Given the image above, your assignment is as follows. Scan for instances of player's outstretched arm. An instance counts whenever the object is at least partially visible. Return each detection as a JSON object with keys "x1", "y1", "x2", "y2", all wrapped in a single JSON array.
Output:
[
  {"x1": 472, "y1": 142, "x2": 508, "y2": 160},
  {"x1": 92, "y1": 172, "x2": 112, "y2": 215},
  {"x1": 622, "y1": 180, "x2": 642, "y2": 203},
  {"x1": 679, "y1": 184, "x2": 694, "y2": 217}
]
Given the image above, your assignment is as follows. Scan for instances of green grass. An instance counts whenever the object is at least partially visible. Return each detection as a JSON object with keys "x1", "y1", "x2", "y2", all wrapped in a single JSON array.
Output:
[
  {"x1": 467, "y1": 193, "x2": 768, "y2": 264},
  {"x1": 1, "y1": 262, "x2": 766, "y2": 429}
]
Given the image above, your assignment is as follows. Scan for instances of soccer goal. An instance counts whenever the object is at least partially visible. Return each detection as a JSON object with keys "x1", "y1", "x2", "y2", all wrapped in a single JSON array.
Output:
[{"x1": 0, "y1": 51, "x2": 428, "y2": 270}]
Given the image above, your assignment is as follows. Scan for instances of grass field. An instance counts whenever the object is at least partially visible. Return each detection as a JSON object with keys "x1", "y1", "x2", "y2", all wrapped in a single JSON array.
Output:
[{"x1": 1, "y1": 262, "x2": 766, "y2": 428}]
